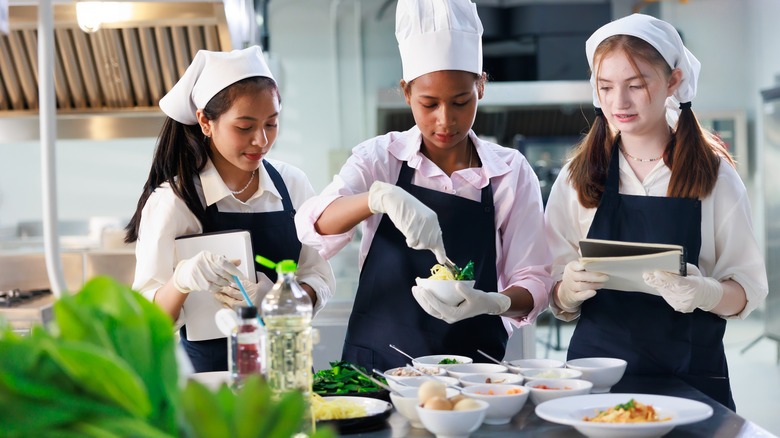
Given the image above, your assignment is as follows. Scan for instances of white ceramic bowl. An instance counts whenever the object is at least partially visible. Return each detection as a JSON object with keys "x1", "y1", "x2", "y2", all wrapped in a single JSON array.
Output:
[
  {"x1": 446, "y1": 363, "x2": 508, "y2": 379},
  {"x1": 390, "y1": 386, "x2": 460, "y2": 429},
  {"x1": 413, "y1": 354, "x2": 473, "y2": 371},
  {"x1": 460, "y1": 384, "x2": 529, "y2": 425},
  {"x1": 387, "y1": 375, "x2": 460, "y2": 393},
  {"x1": 524, "y1": 378, "x2": 593, "y2": 405},
  {"x1": 416, "y1": 398, "x2": 489, "y2": 438},
  {"x1": 565, "y1": 357, "x2": 627, "y2": 393},
  {"x1": 415, "y1": 278, "x2": 475, "y2": 306},
  {"x1": 521, "y1": 367, "x2": 583, "y2": 381},
  {"x1": 458, "y1": 372, "x2": 524, "y2": 387},
  {"x1": 506, "y1": 358, "x2": 565, "y2": 374}
]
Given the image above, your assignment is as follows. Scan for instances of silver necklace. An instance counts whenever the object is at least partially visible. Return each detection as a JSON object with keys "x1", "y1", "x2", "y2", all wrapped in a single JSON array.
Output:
[
  {"x1": 230, "y1": 169, "x2": 256, "y2": 195},
  {"x1": 620, "y1": 146, "x2": 663, "y2": 163}
]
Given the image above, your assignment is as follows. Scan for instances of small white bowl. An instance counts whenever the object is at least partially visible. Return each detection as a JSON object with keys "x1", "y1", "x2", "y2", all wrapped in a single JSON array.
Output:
[
  {"x1": 521, "y1": 367, "x2": 583, "y2": 381},
  {"x1": 459, "y1": 372, "x2": 524, "y2": 387},
  {"x1": 460, "y1": 384, "x2": 529, "y2": 425},
  {"x1": 415, "y1": 278, "x2": 475, "y2": 306},
  {"x1": 384, "y1": 366, "x2": 447, "y2": 378},
  {"x1": 416, "y1": 399, "x2": 489, "y2": 438},
  {"x1": 413, "y1": 354, "x2": 473, "y2": 371},
  {"x1": 387, "y1": 376, "x2": 460, "y2": 393},
  {"x1": 446, "y1": 363, "x2": 508, "y2": 379},
  {"x1": 565, "y1": 357, "x2": 627, "y2": 393},
  {"x1": 524, "y1": 378, "x2": 593, "y2": 405},
  {"x1": 389, "y1": 386, "x2": 460, "y2": 429},
  {"x1": 506, "y1": 358, "x2": 565, "y2": 374}
]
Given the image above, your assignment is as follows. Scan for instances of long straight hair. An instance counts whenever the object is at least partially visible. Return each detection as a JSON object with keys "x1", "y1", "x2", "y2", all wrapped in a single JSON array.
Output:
[
  {"x1": 125, "y1": 76, "x2": 280, "y2": 243},
  {"x1": 567, "y1": 35, "x2": 734, "y2": 209}
]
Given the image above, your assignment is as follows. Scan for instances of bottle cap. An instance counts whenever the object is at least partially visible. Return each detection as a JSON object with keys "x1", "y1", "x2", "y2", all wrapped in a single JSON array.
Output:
[
  {"x1": 276, "y1": 259, "x2": 297, "y2": 274},
  {"x1": 238, "y1": 306, "x2": 258, "y2": 319}
]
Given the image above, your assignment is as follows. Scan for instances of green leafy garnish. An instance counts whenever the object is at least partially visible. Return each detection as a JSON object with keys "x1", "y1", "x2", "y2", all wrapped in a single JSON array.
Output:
[
  {"x1": 313, "y1": 361, "x2": 386, "y2": 395},
  {"x1": 457, "y1": 261, "x2": 475, "y2": 281},
  {"x1": 437, "y1": 358, "x2": 460, "y2": 365},
  {"x1": 615, "y1": 399, "x2": 636, "y2": 411}
]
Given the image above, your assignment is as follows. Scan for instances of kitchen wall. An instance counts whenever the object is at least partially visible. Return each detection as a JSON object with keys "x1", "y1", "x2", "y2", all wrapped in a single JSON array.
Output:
[{"x1": 3, "y1": 0, "x2": 779, "y2": 223}]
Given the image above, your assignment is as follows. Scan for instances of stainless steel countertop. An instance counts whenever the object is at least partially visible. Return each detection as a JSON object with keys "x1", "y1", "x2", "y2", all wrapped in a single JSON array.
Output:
[{"x1": 352, "y1": 375, "x2": 777, "y2": 437}]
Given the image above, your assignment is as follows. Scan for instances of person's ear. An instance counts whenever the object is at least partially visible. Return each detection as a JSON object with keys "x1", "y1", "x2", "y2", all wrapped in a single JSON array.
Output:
[
  {"x1": 196, "y1": 110, "x2": 211, "y2": 137},
  {"x1": 400, "y1": 79, "x2": 412, "y2": 105},
  {"x1": 667, "y1": 68, "x2": 683, "y2": 97},
  {"x1": 477, "y1": 72, "x2": 486, "y2": 99}
]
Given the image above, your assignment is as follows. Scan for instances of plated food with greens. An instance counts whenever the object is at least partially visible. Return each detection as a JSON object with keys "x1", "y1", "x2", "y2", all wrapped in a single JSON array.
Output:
[
  {"x1": 416, "y1": 260, "x2": 477, "y2": 306},
  {"x1": 313, "y1": 361, "x2": 387, "y2": 397}
]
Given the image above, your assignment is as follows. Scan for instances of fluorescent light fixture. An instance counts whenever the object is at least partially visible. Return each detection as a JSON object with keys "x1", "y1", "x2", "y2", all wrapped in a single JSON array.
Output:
[{"x1": 75, "y1": 1, "x2": 132, "y2": 33}]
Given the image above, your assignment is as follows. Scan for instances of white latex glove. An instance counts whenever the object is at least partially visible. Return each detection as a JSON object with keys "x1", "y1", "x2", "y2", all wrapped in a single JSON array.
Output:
[
  {"x1": 557, "y1": 261, "x2": 609, "y2": 312},
  {"x1": 412, "y1": 283, "x2": 511, "y2": 324},
  {"x1": 368, "y1": 181, "x2": 446, "y2": 263},
  {"x1": 214, "y1": 272, "x2": 275, "y2": 309},
  {"x1": 643, "y1": 263, "x2": 724, "y2": 313},
  {"x1": 172, "y1": 250, "x2": 243, "y2": 294}
]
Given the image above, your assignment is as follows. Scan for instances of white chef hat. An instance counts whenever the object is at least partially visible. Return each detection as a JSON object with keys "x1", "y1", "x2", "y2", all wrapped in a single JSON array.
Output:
[
  {"x1": 395, "y1": 0, "x2": 483, "y2": 82},
  {"x1": 585, "y1": 13, "x2": 700, "y2": 120},
  {"x1": 159, "y1": 45, "x2": 275, "y2": 125}
]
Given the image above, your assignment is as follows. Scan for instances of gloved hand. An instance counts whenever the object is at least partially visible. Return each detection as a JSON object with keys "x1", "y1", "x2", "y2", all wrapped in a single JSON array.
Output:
[
  {"x1": 557, "y1": 261, "x2": 609, "y2": 312},
  {"x1": 214, "y1": 272, "x2": 275, "y2": 308},
  {"x1": 172, "y1": 250, "x2": 243, "y2": 294},
  {"x1": 643, "y1": 263, "x2": 724, "y2": 313},
  {"x1": 368, "y1": 181, "x2": 446, "y2": 263},
  {"x1": 412, "y1": 282, "x2": 511, "y2": 324}
]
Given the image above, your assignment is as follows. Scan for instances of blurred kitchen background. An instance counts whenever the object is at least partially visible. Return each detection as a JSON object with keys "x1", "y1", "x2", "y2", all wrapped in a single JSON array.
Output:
[{"x1": 1, "y1": 0, "x2": 779, "y2": 433}]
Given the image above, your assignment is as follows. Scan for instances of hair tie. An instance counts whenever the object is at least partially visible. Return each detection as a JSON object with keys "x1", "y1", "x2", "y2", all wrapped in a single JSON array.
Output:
[
  {"x1": 679, "y1": 101, "x2": 692, "y2": 110},
  {"x1": 594, "y1": 107, "x2": 603, "y2": 116}
]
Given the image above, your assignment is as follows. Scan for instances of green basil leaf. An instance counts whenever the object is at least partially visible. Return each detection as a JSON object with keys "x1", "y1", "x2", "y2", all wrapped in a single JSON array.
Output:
[{"x1": 179, "y1": 380, "x2": 232, "y2": 438}]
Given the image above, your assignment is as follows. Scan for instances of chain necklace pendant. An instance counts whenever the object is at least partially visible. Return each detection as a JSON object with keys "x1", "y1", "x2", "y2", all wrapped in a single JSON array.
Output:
[
  {"x1": 230, "y1": 169, "x2": 256, "y2": 195},
  {"x1": 620, "y1": 146, "x2": 663, "y2": 163}
]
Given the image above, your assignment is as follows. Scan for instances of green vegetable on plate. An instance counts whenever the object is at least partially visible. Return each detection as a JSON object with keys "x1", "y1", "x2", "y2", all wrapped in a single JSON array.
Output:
[{"x1": 313, "y1": 361, "x2": 387, "y2": 395}]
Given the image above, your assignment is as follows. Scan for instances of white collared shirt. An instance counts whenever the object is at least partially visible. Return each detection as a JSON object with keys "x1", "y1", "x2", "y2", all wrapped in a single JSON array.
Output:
[
  {"x1": 132, "y1": 158, "x2": 335, "y2": 316},
  {"x1": 295, "y1": 126, "x2": 554, "y2": 329},
  {"x1": 544, "y1": 153, "x2": 768, "y2": 321}
]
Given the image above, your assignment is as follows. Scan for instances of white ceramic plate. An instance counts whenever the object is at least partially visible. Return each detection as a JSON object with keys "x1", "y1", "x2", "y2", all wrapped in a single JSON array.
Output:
[
  {"x1": 189, "y1": 371, "x2": 231, "y2": 390},
  {"x1": 535, "y1": 393, "x2": 713, "y2": 438},
  {"x1": 316, "y1": 396, "x2": 393, "y2": 434}
]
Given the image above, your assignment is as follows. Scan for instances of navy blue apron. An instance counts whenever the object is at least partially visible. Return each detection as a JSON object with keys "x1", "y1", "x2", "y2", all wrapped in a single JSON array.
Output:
[
  {"x1": 567, "y1": 138, "x2": 734, "y2": 409},
  {"x1": 342, "y1": 160, "x2": 507, "y2": 372},
  {"x1": 180, "y1": 160, "x2": 302, "y2": 373}
]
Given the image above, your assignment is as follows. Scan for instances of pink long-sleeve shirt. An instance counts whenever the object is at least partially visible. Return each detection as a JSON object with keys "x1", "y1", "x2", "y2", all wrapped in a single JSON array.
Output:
[{"x1": 295, "y1": 126, "x2": 553, "y2": 329}]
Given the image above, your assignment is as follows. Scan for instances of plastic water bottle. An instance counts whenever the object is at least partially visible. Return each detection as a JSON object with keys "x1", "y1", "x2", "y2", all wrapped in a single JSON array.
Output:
[
  {"x1": 229, "y1": 306, "x2": 263, "y2": 388},
  {"x1": 261, "y1": 259, "x2": 314, "y2": 433}
]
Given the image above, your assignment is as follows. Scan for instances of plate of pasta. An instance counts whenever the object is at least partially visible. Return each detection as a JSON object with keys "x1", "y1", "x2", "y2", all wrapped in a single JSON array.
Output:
[
  {"x1": 313, "y1": 394, "x2": 392, "y2": 434},
  {"x1": 535, "y1": 393, "x2": 713, "y2": 437}
]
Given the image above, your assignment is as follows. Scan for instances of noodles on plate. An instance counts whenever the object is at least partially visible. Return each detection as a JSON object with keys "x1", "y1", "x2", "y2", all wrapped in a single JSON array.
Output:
[
  {"x1": 584, "y1": 399, "x2": 670, "y2": 423},
  {"x1": 312, "y1": 393, "x2": 367, "y2": 421}
]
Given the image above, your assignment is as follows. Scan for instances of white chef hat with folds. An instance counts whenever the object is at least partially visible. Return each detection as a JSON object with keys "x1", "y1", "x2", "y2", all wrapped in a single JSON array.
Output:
[
  {"x1": 396, "y1": 0, "x2": 483, "y2": 82},
  {"x1": 585, "y1": 13, "x2": 700, "y2": 121},
  {"x1": 159, "y1": 45, "x2": 275, "y2": 125}
]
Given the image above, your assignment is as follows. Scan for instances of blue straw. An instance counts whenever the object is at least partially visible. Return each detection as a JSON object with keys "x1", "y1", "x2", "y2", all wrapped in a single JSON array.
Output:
[{"x1": 233, "y1": 275, "x2": 264, "y2": 326}]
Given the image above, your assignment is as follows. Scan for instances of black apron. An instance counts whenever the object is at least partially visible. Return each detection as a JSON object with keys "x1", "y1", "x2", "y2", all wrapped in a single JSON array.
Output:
[
  {"x1": 342, "y1": 161, "x2": 507, "y2": 372},
  {"x1": 567, "y1": 139, "x2": 734, "y2": 409},
  {"x1": 180, "y1": 160, "x2": 302, "y2": 373}
]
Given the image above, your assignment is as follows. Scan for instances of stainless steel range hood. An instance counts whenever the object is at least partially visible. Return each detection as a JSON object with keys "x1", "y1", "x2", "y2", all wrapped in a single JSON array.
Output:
[{"x1": 0, "y1": 1, "x2": 232, "y2": 142}]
